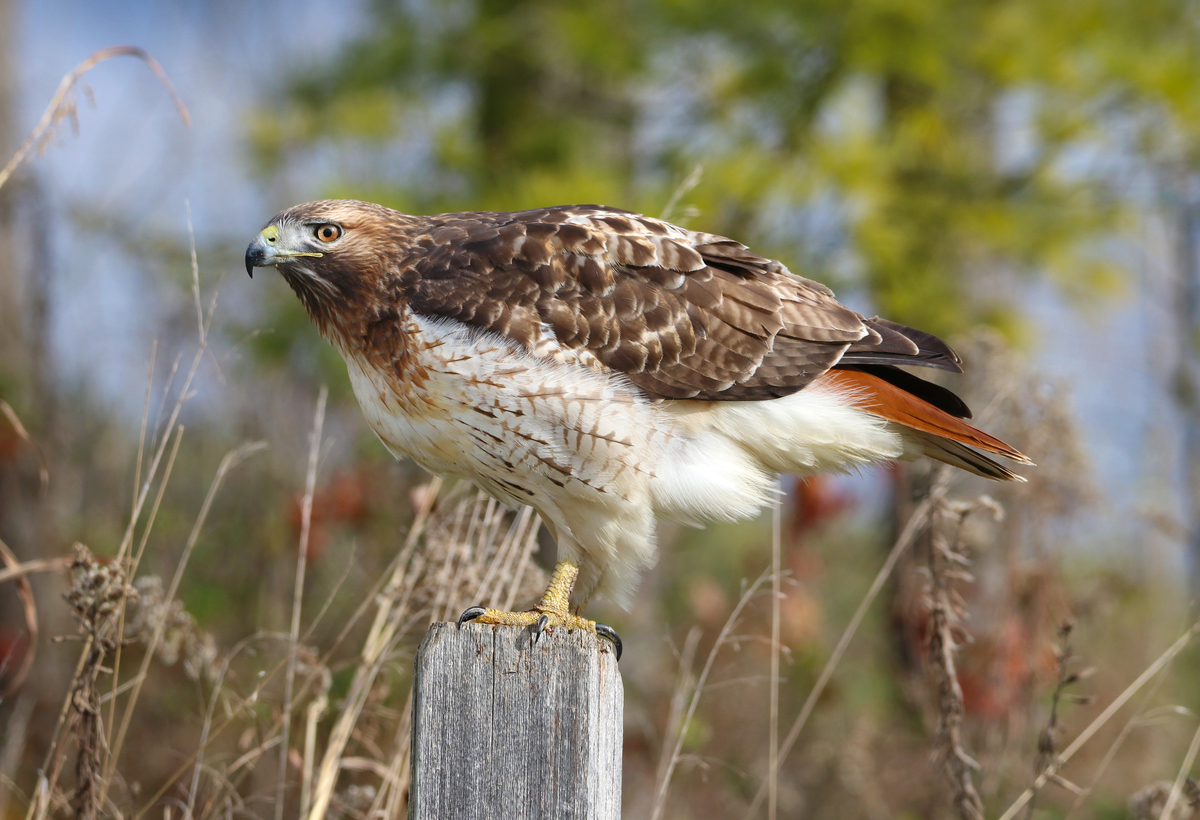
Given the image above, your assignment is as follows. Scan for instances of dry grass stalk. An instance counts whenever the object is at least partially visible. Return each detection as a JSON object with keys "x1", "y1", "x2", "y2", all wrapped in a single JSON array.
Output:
[
  {"x1": 768, "y1": 499, "x2": 783, "y2": 820},
  {"x1": 58, "y1": 545, "x2": 136, "y2": 820},
  {"x1": 1025, "y1": 620, "x2": 1092, "y2": 817},
  {"x1": 278, "y1": 386, "x2": 328, "y2": 820},
  {"x1": 303, "y1": 481, "x2": 546, "y2": 820},
  {"x1": 135, "y1": 524, "x2": 418, "y2": 818},
  {"x1": 27, "y1": 638, "x2": 92, "y2": 820},
  {"x1": 925, "y1": 493, "x2": 998, "y2": 820},
  {"x1": 300, "y1": 692, "x2": 329, "y2": 819},
  {"x1": 652, "y1": 569, "x2": 776, "y2": 820},
  {"x1": 103, "y1": 283, "x2": 221, "y2": 804},
  {"x1": 652, "y1": 627, "x2": 701, "y2": 796},
  {"x1": 0, "y1": 555, "x2": 71, "y2": 587},
  {"x1": 742, "y1": 477, "x2": 947, "y2": 819},
  {"x1": 109, "y1": 440, "x2": 266, "y2": 787},
  {"x1": 103, "y1": 230, "x2": 214, "y2": 806},
  {"x1": 185, "y1": 633, "x2": 275, "y2": 816},
  {"x1": 0, "y1": 691, "x2": 36, "y2": 819},
  {"x1": 306, "y1": 492, "x2": 441, "y2": 812},
  {"x1": 0, "y1": 399, "x2": 49, "y2": 494},
  {"x1": 0, "y1": 388, "x2": 50, "y2": 710},
  {"x1": 101, "y1": 422, "x2": 184, "y2": 800},
  {"x1": 998, "y1": 619, "x2": 1200, "y2": 820},
  {"x1": 1063, "y1": 670, "x2": 1176, "y2": 818},
  {"x1": 0, "y1": 538, "x2": 50, "y2": 699},
  {"x1": 0, "y1": 45, "x2": 190, "y2": 193},
  {"x1": 18, "y1": 545, "x2": 127, "y2": 820},
  {"x1": 1158, "y1": 723, "x2": 1200, "y2": 820},
  {"x1": 361, "y1": 689, "x2": 414, "y2": 820},
  {"x1": 660, "y1": 162, "x2": 704, "y2": 224}
]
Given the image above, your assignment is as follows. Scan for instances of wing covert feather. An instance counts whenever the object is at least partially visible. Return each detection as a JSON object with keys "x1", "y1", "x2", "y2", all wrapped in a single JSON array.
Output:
[{"x1": 400, "y1": 205, "x2": 947, "y2": 401}]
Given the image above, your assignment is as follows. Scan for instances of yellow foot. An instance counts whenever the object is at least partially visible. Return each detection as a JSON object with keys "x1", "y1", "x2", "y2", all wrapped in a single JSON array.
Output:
[{"x1": 456, "y1": 606, "x2": 622, "y2": 660}]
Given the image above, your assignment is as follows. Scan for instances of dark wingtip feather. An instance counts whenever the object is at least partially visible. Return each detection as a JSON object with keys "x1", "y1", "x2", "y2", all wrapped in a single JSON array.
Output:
[
  {"x1": 837, "y1": 351, "x2": 964, "y2": 373},
  {"x1": 845, "y1": 317, "x2": 963, "y2": 373}
]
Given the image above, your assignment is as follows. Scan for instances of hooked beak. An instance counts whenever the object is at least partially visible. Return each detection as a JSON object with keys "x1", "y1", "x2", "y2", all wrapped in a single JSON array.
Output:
[
  {"x1": 245, "y1": 224, "x2": 323, "y2": 278},
  {"x1": 245, "y1": 225, "x2": 279, "y2": 278}
]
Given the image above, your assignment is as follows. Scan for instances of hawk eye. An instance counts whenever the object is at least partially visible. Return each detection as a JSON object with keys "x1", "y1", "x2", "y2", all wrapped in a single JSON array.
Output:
[{"x1": 314, "y1": 224, "x2": 342, "y2": 243}]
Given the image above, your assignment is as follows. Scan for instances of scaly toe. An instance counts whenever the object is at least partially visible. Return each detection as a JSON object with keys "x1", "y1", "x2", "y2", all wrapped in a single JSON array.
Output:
[
  {"x1": 456, "y1": 606, "x2": 543, "y2": 628},
  {"x1": 455, "y1": 607, "x2": 615, "y2": 655}
]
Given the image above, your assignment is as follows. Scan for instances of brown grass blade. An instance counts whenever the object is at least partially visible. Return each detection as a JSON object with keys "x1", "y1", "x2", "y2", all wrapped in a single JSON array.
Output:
[
  {"x1": 0, "y1": 539, "x2": 45, "y2": 700},
  {"x1": 278, "y1": 387, "x2": 328, "y2": 820},
  {"x1": 0, "y1": 401, "x2": 49, "y2": 496},
  {"x1": 0, "y1": 45, "x2": 190, "y2": 193}
]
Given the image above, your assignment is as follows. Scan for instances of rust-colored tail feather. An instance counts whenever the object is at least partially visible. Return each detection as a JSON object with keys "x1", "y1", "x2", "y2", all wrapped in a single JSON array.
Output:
[{"x1": 820, "y1": 368, "x2": 1032, "y2": 481}]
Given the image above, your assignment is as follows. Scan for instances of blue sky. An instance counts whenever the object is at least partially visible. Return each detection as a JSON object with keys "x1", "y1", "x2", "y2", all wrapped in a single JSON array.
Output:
[{"x1": 15, "y1": 0, "x2": 366, "y2": 405}]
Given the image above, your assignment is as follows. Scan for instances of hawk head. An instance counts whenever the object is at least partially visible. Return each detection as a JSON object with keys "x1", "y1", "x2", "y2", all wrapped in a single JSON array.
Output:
[{"x1": 245, "y1": 199, "x2": 412, "y2": 330}]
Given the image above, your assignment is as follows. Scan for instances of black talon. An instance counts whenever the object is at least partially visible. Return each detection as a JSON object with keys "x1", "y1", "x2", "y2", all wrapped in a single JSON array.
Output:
[
  {"x1": 457, "y1": 606, "x2": 487, "y2": 627},
  {"x1": 534, "y1": 613, "x2": 550, "y2": 642},
  {"x1": 595, "y1": 624, "x2": 623, "y2": 661}
]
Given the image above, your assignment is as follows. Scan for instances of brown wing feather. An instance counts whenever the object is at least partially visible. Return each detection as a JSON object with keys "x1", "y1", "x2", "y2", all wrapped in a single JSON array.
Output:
[{"x1": 401, "y1": 205, "x2": 956, "y2": 401}]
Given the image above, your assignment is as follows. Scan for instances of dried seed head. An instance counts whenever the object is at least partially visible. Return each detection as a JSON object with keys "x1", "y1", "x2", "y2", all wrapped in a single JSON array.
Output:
[
  {"x1": 124, "y1": 575, "x2": 219, "y2": 681},
  {"x1": 64, "y1": 543, "x2": 136, "y2": 640}
]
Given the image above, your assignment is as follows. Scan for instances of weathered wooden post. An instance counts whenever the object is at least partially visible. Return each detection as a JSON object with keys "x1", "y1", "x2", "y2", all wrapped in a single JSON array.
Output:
[{"x1": 409, "y1": 622, "x2": 623, "y2": 819}]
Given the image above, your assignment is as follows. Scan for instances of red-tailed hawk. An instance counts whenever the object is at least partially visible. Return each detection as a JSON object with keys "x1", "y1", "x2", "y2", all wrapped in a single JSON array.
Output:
[{"x1": 246, "y1": 200, "x2": 1030, "y2": 657}]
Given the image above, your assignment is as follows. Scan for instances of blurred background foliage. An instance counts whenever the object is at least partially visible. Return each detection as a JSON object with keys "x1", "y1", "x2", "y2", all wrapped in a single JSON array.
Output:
[{"x1": 2, "y1": 0, "x2": 1200, "y2": 818}]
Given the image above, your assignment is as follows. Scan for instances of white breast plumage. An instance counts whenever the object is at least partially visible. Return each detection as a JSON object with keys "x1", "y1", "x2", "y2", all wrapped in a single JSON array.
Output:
[{"x1": 342, "y1": 312, "x2": 908, "y2": 606}]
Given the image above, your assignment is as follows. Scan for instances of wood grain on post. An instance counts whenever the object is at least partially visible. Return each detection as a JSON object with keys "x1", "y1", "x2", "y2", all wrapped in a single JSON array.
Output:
[{"x1": 409, "y1": 621, "x2": 623, "y2": 820}]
